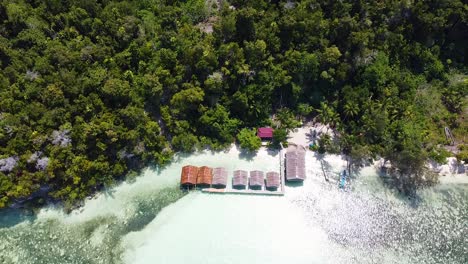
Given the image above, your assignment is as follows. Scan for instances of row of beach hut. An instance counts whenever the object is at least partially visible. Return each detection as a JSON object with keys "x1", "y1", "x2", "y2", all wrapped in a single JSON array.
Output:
[{"x1": 180, "y1": 165, "x2": 281, "y2": 190}]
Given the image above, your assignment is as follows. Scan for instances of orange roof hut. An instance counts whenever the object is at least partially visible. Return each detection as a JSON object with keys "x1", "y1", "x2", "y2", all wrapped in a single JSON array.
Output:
[
  {"x1": 265, "y1": 171, "x2": 280, "y2": 190},
  {"x1": 196, "y1": 166, "x2": 213, "y2": 185},
  {"x1": 212, "y1": 167, "x2": 228, "y2": 187},
  {"x1": 249, "y1": 170, "x2": 264, "y2": 189},
  {"x1": 181, "y1": 165, "x2": 199, "y2": 186}
]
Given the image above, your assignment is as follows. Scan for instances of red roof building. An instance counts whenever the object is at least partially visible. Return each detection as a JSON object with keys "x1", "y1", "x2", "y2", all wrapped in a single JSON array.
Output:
[
  {"x1": 196, "y1": 166, "x2": 213, "y2": 185},
  {"x1": 257, "y1": 127, "x2": 274, "y2": 139},
  {"x1": 180, "y1": 165, "x2": 199, "y2": 186}
]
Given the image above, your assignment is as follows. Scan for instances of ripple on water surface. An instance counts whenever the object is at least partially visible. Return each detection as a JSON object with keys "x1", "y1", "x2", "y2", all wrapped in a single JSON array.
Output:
[{"x1": 0, "y1": 148, "x2": 467, "y2": 264}]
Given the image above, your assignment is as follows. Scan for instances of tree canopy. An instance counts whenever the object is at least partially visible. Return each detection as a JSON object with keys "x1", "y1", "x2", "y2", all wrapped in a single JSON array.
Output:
[{"x1": 0, "y1": 0, "x2": 467, "y2": 207}]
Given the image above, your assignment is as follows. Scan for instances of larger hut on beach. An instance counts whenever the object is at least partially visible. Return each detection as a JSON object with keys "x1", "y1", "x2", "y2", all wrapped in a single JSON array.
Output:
[
  {"x1": 232, "y1": 170, "x2": 248, "y2": 189},
  {"x1": 196, "y1": 166, "x2": 213, "y2": 186},
  {"x1": 249, "y1": 170, "x2": 264, "y2": 189},
  {"x1": 212, "y1": 167, "x2": 228, "y2": 188},
  {"x1": 180, "y1": 165, "x2": 199, "y2": 186},
  {"x1": 265, "y1": 171, "x2": 280, "y2": 190},
  {"x1": 285, "y1": 145, "x2": 306, "y2": 182}
]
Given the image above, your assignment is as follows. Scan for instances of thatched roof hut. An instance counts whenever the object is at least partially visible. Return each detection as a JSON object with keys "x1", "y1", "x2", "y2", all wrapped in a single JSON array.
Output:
[
  {"x1": 285, "y1": 145, "x2": 306, "y2": 181},
  {"x1": 249, "y1": 170, "x2": 264, "y2": 187},
  {"x1": 232, "y1": 170, "x2": 248, "y2": 188},
  {"x1": 212, "y1": 167, "x2": 228, "y2": 187},
  {"x1": 265, "y1": 171, "x2": 280, "y2": 189},
  {"x1": 196, "y1": 166, "x2": 213, "y2": 185},
  {"x1": 180, "y1": 165, "x2": 199, "y2": 185}
]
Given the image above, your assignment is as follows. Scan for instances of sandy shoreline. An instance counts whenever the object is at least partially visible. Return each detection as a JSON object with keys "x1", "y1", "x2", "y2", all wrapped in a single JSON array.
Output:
[
  {"x1": 287, "y1": 125, "x2": 467, "y2": 185},
  {"x1": 430, "y1": 157, "x2": 468, "y2": 184}
]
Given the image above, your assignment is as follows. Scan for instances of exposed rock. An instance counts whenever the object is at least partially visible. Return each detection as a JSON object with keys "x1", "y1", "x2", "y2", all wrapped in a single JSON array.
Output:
[
  {"x1": 28, "y1": 151, "x2": 42, "y2": 163},
  {"x1": 36, "y1": 157, "x2": 50, "y2": 171},
  {"x1": 0, "y1": 156, "x2": 19, "y2": 172},
  {"x1": 51, "y1": 129, "x2": 71, "y2": 147},
  {"x1": 25, "y1": 70, "x2": 39, "y2": 81},
  {"x1": 284, "y1": 0, "x2": 296, "y2": 9}
]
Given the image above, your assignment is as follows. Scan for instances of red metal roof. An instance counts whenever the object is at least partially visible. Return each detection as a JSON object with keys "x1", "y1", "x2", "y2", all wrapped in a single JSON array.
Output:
[
  {"x1": 180, "y1": 165, "x2": 199, "y2": 185},
  {"x1": 257, "y1": 127, "x2": 274, "y2": 138},
  {"x1": 197, "y1": 166, "x2": 213, "y2": 185}
]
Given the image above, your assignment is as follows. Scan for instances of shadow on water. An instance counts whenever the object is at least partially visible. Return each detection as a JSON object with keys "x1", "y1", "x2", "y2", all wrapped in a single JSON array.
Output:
[
  {"x1": 171, "y1": 152, "x2": 194, "y2": 164},
  {"x1": 314, "y1": 152, "x2": 334, "y2": 182},
  {"x1": 266, "y1": 148, "x2": 279, "y2": 156},
  {"x1": 124, "y1": 187, "x2": 186, "y2": 233},
  {"x1": 376, "y1": 167, "x2": 425, "y2": 208},
  {"x1": 0, "y1": 186, "x2": 187, "y2": 264},
  {"x1": 0, "y1": 208, "x2": 37, "y2": 228},
  {"x1": 238, "y1": 150, "x2": 256, "y2": 161},
  {"x1": 285, "y1": 181, "x2": 304, "y2": 188},
  {"x1": 103, "y1": 188, "x2": 116, "y2": 199}
]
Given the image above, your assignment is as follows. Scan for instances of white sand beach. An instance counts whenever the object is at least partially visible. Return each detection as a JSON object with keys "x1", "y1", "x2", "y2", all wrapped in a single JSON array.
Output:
[
  {"x1": 288, "y1": 125, "x2": 467, "y2": 185},
  {"x1": 287, "y1": 124, "x2": 333, "y2": 147}
]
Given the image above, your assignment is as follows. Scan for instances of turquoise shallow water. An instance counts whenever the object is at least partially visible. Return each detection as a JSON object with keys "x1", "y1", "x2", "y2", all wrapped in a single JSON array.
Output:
[{"x1": 0, "y1": 148, "x2": 467, "y2": 264}]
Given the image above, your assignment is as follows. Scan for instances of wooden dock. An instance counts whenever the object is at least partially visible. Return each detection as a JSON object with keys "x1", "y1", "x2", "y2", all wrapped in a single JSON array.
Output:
[
  {"x1": 279, "y1": 148, "x2": 285, "y2": 193},
  {"x1": 201, "y1": 188, "x2": 284, "y2": 196}
]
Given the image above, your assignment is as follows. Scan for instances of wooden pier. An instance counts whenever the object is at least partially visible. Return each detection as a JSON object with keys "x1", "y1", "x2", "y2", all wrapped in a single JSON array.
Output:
[
  {"x1": 279, "y1": 148, "x2": 285, "y2": 193},
  {"x1": 201, "y1": 188, "x2": 284, "y2": 196}
]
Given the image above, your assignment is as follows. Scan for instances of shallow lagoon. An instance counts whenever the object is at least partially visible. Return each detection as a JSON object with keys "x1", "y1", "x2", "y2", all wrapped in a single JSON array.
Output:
[{"x1": 0, "y1": 147, "x2": 467, "y2": 264}]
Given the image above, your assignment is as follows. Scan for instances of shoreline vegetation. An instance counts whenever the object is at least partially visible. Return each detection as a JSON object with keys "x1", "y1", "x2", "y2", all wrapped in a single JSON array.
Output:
[
  {"x1": 289, "y1": 125, "x2": 467, "y2": 186},
  {"x1": 0, "y1": 0, "x2": 467, "y2": 210}
]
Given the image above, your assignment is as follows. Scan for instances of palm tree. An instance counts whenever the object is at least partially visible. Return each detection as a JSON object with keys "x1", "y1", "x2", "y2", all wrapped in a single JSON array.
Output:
[
  {"x1": 316, "y1": 102, "x2": 340, "y2": 133},
  {"x1": 343, "y1": 102, "x2": 359, "y2": 119},
  {"x1": 316, "y1": 102, "x2": 330, "y2": 128}
]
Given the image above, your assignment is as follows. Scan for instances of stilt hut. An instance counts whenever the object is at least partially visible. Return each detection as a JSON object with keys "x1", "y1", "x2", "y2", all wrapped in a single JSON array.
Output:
[
  {"x1": 232, "y1": 170, "x2": 248, "y2": 189},
  {"x1": 212, "y1": 167, "x2": 228, "y2": 188},
  {"x1": 196, "y1": 166, "x2": 213, "y2": 186},
  {"x1": 180, "y1": 165, "x2": 199, "y2": 186},
  {"x1": 285, "y1": 145, "x2": 306, "y2": 182},
  {"x1": 249, "y1": 170, "x2": 264, "y2": 189},
  {"x1": 265, "y1": 171, "x2": 280, "y2": 190}
]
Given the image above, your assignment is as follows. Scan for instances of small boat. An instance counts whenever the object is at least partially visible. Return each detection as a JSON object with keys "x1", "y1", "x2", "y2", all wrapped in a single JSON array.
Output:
[{"x1": 339, "y1": 170, "x2": 347, "y2": 189}]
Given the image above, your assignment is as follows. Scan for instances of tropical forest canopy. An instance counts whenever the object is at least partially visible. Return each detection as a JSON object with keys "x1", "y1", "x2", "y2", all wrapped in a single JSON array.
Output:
[{"x1": 0, "y1": 0, "x2": 467, "y2": 208}]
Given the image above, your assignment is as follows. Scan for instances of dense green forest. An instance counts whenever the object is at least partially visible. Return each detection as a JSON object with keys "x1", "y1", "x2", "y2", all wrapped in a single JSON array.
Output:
[{"x1": 0, "y1": 0, "x2": 467, "y2": 208}]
